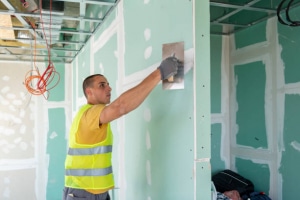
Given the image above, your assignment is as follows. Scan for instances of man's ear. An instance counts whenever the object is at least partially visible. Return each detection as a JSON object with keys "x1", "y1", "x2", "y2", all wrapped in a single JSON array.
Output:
[{"x1": 85, "y1": 88, "x2": 92, "y2": 97}]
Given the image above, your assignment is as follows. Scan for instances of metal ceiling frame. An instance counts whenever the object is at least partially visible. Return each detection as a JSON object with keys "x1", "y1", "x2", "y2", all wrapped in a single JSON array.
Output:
[
  {"x1": 0, "y1": 0, "x2": 119, "y2": 63},
  {"x1": 1, "y1": 0, "x2": 300, "y2": 63},
  {"x1": 210, "y1": 0, "x2": 300, "y2": 35}
]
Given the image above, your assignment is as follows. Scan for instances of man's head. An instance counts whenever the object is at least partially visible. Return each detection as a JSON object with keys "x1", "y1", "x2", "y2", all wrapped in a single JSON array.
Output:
[{"x1": 83, "y1": 74, "x2": 112, "y2": 105}]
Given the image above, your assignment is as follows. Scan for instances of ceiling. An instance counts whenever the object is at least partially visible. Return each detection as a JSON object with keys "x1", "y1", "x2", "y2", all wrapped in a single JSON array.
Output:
[
  {"x1": 0, "y1": 0, "x2": 118, "y2": 64},
  {"x1": 0, "y1": 0, "x2": 299, "y2": 64},
  {"x1": 210, "y1": 0, "x2": 300, "y2": 35}
]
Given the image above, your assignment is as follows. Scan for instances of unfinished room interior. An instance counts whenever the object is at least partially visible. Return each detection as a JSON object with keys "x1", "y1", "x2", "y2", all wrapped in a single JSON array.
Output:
[{"x1": 0, "y1": 0, "x2": 300, "y2": 199}]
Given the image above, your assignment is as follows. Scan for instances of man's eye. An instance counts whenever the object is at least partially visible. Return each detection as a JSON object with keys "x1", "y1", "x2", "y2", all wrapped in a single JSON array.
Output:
[{"x1": 100, "y1": 82, "x2": 109, "y2": 88}]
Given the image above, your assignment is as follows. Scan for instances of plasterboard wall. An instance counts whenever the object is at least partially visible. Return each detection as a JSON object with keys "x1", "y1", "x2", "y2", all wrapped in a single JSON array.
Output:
[
  {"x1": 211, "y1": 7, "x2": 300, "y2": 200},
  {"x1": 0, "y1": 61, "x2": 71, "y2": 200},
  {"x1": 71, "y1": 0, "x2": 211, "y2": 199},
  {"x1": 0, "y1": 0, "x2": 212, "y2": 199}
]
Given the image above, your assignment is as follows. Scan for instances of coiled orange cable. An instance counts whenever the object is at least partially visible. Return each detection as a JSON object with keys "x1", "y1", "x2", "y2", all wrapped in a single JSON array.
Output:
[{"x1": 24, "y1": 0, "x2": 60, "y2": 99}]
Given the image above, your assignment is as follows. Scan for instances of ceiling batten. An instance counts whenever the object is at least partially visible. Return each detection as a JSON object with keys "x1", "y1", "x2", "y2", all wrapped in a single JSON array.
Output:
[
  {"x1": 210, "y1": 0, "x2": 300, "y2": 35},
  {"x1": 1, "y1": 0, "x2": 300, "y2": 63},
  {"x1": 0, "y1": 0, "x2": 119, "y2": 63}
]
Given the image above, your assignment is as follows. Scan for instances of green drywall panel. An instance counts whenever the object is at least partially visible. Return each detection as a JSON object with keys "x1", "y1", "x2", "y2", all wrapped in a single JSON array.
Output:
[
  {"x1": 93, "y1": 33, "x2": 118, "y2": 87},
  {"x1": 47, "y1": 63, "x2": 65, "y2": 102},
  {"x1": 124, "y1": 71, "x2": 194, "y2": 200},
  {"x1": 72, "y1": 60, "x2": 77, "y2": 112},
  {"x1": 71, "y1": 0, "x2": 212, "y2": 199},
  {"x1": 279, "y1": 94, "x2": 300, "y2": 200},
  {"x1": 226, "y1": 10, "x2": 267, "y2": 27},
  {"x1": 236, "y1": 157, "x2": 270, "y2": 194},
  {"x1": 195, "y1": 0, "x2": 211, "y2": 159},
  {"x1": 47, "y1": 108, "x2": 67, "y2": 200},
  {"x1": 211, "y1": 123, "x2": 225, "y2": 174},
  {"x1": 194, "y1": 0, "x2": 211, "y2": 199},
  {"x1": 235, "y1": 21, "x2": 267, "y2": 49},
  {"x1": 211, "y1": 35, "x2": 222, "y2": 113},
  {"x1": 196, "y1": 162, "x2": 211, "y2": 200},
  {"x1": 277, "y1": 6, "x2": 300, "y2": 84},
  {"x1": 77, "y1": 41, "x2": 92, "y2": 98},
  {"x1": 235, "y1": 61, "x2": 267, "y2": 148},
  {"x1": 123, "y1": 0, "x2": 193, "y2": 75},
  {"x1": 93, "y1": 4, "x2": 117, "y2": 40},
  {"x1": 210, "y1": 24, "x2": 224, "y2": 35}
]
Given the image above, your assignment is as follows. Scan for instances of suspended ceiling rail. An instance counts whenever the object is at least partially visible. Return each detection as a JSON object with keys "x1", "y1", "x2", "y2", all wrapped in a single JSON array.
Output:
[
  {"x1": 1, "y1": 0, "x2": 43, "y2": 41},
  {"x1": 1, "y1": 0, "x2": 300, "y2": 63},
  {"x1": 1, "y1": 37, "x2": 85, "y2": 45},
  {"x1": 210, "y1": 0, "x2": 300, "y2": 35},
  {"x1": 0, "y1": 0, "x2": 119, "y2": 64},
  {"x1": 0, "y1": 45, "x2": 80, "y2": 52},
  {"x1": 0, "y1": 10, "x2": 104, "y2": 22},
  {"x1": 58, "y1": 0, "x2": 115, "y2": 5},
  {"x1": 0, "y1": 25, "x2": 93, "y2": 36}
]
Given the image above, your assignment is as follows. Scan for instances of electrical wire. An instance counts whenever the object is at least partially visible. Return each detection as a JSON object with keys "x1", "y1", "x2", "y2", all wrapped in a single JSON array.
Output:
[
  {"x1": 24, "y1": 0, "x2": 60, "y2": 99},
  {"x1": 277, "y1": 0, "x2": 300, "y2": 26},
  {"x1": 285, "y1": 0, "x2": 300, "y2": 26}
]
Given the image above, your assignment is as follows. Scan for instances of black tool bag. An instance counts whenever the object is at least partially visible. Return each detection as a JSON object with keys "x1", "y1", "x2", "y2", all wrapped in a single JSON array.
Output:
[{"x1": 212, "y1": 169, "x2": 254, "y2": 197}]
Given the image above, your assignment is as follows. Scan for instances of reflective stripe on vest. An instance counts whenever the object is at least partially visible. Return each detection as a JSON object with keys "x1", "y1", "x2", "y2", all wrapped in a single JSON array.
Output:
[
  {"x1": 68, "y1": 145, "x2": 112, "y2": 155},
  {"x1": 66, "y1": 166, "x2": 113, "y2": 176}
]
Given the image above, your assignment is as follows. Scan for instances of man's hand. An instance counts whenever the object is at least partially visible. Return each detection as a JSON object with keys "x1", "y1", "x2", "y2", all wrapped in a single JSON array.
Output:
[{"x1": 158, "y1": 56, "x2": 180, "y2": 80}]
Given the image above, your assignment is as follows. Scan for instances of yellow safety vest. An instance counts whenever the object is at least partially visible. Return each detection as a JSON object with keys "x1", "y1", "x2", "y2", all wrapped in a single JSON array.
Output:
[{"x1": 64, "y1": 104, "x2": 114, "y2": 190}]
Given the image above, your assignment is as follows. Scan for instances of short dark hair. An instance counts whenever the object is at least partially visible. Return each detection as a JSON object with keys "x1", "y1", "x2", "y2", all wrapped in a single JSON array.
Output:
[{"x1": 82, "y1": 74, "x2": 103, "y2": 98}]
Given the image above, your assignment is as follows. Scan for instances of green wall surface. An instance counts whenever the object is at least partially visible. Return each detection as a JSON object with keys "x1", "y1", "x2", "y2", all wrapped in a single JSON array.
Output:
[
  {"x1": 271, "y1": 8, "x2": 300, "y2": 199},
  {"x1": 28, "y1": 3, "x2": 300, "y2": 200},
  {"x1": 228, "y1": 9, "x2": 300, "y2": 199},
  {"x1": 43, "y1": 1, "x2": 300, "y2": 199},
  {"x1": 123, "y1": 0, "x2": 193, "y2": 75},
  {"x1": 94, "y1": 33, "x2": 118, "y2": 83},
  {"x1": 211, "y1": 123, "x2": 225, "y2": 174},
  {"x1": 236, "y1": 158, "x2": 270, "y2": 194},
  {"x1": 47, "y1": 108, "x2": 67, "y2": 200},
  {"x1": 235, "y1": 61, "x2": 268, "y2": 149},
  {"x1": 93, "y1": 4, "x2": 117, "y2": 40},
  {"x1": 124, "y1": 71, "x2": 194, "y2": 200},
  {"x1": 72, "y1": 60, "x2": 77, "y2": 111},
  {"x1": 193, "y1": 0, "x2": 211, "y2": 198},
  {"x1": 70, "y1": 0, "x2": 211, "y2": 199},
  {"x1": 47, "y1": 63, "x2": 65, "y2": 102},
  {"x1": 278, "y1": 6, "x2": 300, "y2": 84},
  {"x1": 77, "y1": 41, "x2": 92, "y2": 98},
  {"x1": 235, "y1": 21, "x2": 267, "y2": 49},
  {"x1": 210, "y1": 35, "x2": 222, "y2": 114},
  {"x1": 280, "y1": 94, "x2": 300, "y2": 200},
  {"x1": 210, "y1": 33, "x2": 225, "y2": 176},
  {"x1": 46, "y1": 62, "x2": 67, "y2": 199}
]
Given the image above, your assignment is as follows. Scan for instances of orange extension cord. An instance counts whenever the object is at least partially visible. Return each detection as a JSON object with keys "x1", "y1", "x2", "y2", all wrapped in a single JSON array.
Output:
[{"x1": 24, "y1": 0, "x2": 60, "y2": 99}]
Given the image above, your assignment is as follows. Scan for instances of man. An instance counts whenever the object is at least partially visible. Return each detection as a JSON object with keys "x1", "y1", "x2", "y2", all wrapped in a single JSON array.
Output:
[{"x1": 63, "y1": 56, "x2": 180, "y2": 200}]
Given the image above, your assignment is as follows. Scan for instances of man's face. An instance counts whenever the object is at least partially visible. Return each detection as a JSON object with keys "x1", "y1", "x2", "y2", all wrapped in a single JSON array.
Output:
[{"x1": 88, "y1": 75, "x2": 112, "y2": 104}]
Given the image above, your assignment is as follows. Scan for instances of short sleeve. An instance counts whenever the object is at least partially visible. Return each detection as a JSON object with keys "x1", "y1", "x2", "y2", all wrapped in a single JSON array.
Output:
[{"x1": 77, "y1": 104, "x2": 108, "y2": 144}]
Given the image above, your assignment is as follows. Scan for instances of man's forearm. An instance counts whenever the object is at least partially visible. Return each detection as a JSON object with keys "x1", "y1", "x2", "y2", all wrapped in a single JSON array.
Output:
[
  {"x1": 100, "y1": 69, "x2": 161, "y2": 123},
  {"x1": 115, "y1": 69, "x2": 161, "y2": 114}
]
